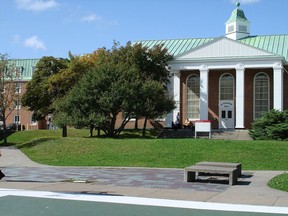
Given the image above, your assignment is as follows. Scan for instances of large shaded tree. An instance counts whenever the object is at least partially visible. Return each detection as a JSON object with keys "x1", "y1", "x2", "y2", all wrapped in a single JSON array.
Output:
[
  {"x1": 56, "y1": 42, "x2": 174, "y2": 137},
  {"x1": 57, "y1": 60, "x2": 142, "y2": 137}
]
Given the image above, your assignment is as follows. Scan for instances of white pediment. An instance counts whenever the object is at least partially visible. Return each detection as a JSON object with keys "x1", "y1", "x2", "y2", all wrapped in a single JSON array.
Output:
[{"x1": 175, "y1": 37, "x2": 277, "y2": 60}]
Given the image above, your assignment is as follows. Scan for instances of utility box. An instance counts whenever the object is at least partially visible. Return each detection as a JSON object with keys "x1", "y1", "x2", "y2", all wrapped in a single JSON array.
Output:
[{"x1": 195, "y1": 120, "x2": 211, "y2": 139}]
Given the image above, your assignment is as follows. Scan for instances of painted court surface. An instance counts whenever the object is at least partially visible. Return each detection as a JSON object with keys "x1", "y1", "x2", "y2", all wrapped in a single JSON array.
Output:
[{"x1": 0, "y1": 189, "x2": 287, "y2": 216}]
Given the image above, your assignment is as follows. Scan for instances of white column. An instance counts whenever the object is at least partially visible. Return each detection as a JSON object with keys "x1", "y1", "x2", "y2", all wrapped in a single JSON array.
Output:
[
  {"x1": 199, "y1": 65, "x2": 209, "y2": 120},
  {"x1": 172, "y1": 70, "x2": 181, "y2": 124},
  {"x1": 273, "y1": 63, "x2": 284, "y2": 111},
  {"x1": 235, "y1": 64, "x2": 245, "y2": 129}
]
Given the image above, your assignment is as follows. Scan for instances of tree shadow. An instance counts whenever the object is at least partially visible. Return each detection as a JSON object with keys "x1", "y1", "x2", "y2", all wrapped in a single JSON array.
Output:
[{"x1": 16, "y1": 138, "x2": 58, "y2": 149}]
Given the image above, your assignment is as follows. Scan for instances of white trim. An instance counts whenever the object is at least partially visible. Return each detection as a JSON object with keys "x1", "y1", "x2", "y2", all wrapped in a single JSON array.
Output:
[
  {"x1": 273, "y1": 63, "x2": 284, "y2": 111},
  {"x1": 235, "y1": 64, "x2": 245, "y2": 128},
  {"x1": 199, "y1": 65, "x2": 209, "y2": 120},
  {"x1": 172, "y1": 70, "x2": 180, "y2": 122}
]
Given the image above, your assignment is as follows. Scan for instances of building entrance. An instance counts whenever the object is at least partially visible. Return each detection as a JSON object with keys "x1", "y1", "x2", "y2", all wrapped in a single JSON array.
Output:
[{"x1": 219, "y1": 100, "x2": 234, "y2": 129}]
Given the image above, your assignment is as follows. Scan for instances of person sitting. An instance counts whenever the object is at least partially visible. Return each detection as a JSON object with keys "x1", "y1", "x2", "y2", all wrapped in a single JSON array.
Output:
[{"x1": 184, "y1": 119, "x2": 192, "y2": 129}]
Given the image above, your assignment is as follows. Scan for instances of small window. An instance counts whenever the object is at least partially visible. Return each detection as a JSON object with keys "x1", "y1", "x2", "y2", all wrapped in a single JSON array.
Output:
[
  {"x1": 14, "y1": 100, "x2": 21, "y2": 109},
  {"x1": 239, "y1": 25, "x2": 247, "y2": 32},
  {"x1": 222, "y1": 111, "x2": 226, "y2": 118},
  {"x1": 228, "y1": 25, "x2": 234, "y2": 32},
  {"x1": 15, "y1": 83, "x2": 21, "y2": 93},
  {"x1": 14, "y1": 115, "x2": 20, "y2": 124},
  {"x1": 30, "y1": 115, "x2": 37, "y2": 125}
]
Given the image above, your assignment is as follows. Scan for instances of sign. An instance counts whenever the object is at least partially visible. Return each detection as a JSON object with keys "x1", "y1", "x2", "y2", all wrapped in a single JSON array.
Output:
[{"x1": 195, "y1": 120, "x2": 211, "y2": 139}]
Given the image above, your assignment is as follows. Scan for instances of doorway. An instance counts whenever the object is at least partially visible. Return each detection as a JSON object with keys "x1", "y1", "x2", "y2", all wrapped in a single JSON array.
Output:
[{"x1": 219, "y1": 100, "x2": 234, "y2": 129}]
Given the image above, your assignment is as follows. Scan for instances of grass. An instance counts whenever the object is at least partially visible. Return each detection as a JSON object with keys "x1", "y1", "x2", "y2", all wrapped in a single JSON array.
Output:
[
  {"x1": 2, "y1": 129, "x2": 288, "y2": 170},
  {"x1": 268, "y1": 173, "x2": 288, "y2": 192}
]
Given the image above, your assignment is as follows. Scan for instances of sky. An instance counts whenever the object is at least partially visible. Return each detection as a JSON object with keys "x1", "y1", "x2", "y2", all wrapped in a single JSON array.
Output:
[{"x1": 1, "y1": 0, "x2": 288, "y2": 59}]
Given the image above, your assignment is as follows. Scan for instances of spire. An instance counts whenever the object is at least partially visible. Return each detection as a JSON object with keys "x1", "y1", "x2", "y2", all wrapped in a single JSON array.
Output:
[{"x1": 225, "y1": 2, "x2": 250, "y2": 40}]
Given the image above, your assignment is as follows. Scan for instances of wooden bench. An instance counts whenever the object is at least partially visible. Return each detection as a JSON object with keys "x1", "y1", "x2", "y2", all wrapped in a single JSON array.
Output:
[
  {"x1": 184, "y1": 165, "x2": 238, "y2": 186},
  {"x1": 196, "y1": 161, "x2": 242, "y2": 177}
]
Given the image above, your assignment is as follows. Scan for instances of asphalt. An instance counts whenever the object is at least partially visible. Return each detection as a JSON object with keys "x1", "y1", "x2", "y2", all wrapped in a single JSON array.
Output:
[{"x1": 0, "y1": 132, "x2": 288, "y2": 208}]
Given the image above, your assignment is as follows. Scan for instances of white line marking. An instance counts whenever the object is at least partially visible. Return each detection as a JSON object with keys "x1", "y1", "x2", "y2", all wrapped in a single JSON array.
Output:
[{"x1": 1, "y1": 188, "x2": 288, "y2": 214}]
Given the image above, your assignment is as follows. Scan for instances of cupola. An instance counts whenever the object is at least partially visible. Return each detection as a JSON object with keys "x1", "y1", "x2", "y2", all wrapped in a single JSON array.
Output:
[{"x1": 225, "y1": 2, "x2": 250, "y2": 40}]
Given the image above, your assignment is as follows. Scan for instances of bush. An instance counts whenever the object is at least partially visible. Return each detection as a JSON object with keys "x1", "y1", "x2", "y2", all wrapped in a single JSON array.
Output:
[{"x1": 250, "y1": 109, "x2": 288, "y2": 140}]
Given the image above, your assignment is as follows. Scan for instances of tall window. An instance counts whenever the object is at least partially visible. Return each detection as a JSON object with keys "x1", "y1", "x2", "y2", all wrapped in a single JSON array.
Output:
[
  {"x1": 220, "y1": 74, "x2": 234, "y2": 100},
  {"x1": 254, "y1": 73, "x2": 269, "y2": 119},
  {"x1": 187, "y1": 75, "x2": 200, "y2": 119}
]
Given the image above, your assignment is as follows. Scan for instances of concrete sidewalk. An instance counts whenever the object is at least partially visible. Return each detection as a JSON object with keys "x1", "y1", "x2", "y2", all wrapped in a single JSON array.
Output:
[{"x1": 0, "y1": 146, "x2": 288, "y2": 207}]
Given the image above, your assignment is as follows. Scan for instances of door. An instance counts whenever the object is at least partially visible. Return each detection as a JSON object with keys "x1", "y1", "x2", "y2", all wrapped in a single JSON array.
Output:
[{"x1": 219, "y1": 100, "x2": 234, "y2": 129}]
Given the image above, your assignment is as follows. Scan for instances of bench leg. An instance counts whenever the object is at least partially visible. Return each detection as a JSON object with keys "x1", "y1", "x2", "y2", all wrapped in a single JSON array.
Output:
[
  {"x1": 185, "y1": 171, "x2": 196, "y2": 182},
  {"x1": 229, "y1": 170, "x2": 238, "y2": 186}
]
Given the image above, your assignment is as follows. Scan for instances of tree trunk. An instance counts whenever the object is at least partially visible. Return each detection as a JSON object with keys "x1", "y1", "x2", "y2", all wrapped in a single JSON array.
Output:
[
  {"x1": 90, "y1": 124, "x2": 94, "y2": 138},
  {"x1": 62, "y1": 125, "x2": 67, "y2": 137},
  {"x1": 2, "y1": 117, "x2": 7, "y2": 145},
  {"x1": 142, "y1": 116, "x2": 148, "y2": 137},
  {"x1": 134, "y1": 116, "x2": 138, "y2": 129}
]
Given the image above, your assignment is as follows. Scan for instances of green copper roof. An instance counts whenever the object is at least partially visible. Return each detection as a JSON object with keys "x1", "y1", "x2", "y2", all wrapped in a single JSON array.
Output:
[
  {"x1": 239, "y1": 35, "x2": 288, "y2": 62},
  {"x1": 226, "y1": 2, "x2": 248, "y2": 24},
  {"x1": 135, "y1": 34, "x2": 288, "y2": 62},
  {"x1": 137, "y1": 38, "x2": 215, "y2": 56},
  {"x1": 9, "y1": 58, "x2": 39, "y2": 81}
]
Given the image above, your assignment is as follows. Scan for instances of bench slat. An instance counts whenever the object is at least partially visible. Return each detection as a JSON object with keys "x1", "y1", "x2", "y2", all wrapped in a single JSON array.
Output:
[{"x1": 196, "y1": 162, "x2": 242, "y2": 177}]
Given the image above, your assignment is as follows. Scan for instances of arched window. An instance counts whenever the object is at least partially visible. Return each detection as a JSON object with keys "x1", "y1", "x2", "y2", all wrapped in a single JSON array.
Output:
[
  {"x1": 187, "y1": 75, "x2": 200, "y2": 119},
  {"x1": 220, "y1": 74, "x2": 234, "y2": 100},
  {"x1": 254, "y1": 73, "x2": 269, "y2": 119}
]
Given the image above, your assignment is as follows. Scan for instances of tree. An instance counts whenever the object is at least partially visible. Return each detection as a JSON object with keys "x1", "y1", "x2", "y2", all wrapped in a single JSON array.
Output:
[
  {"x1": 136, "y1": 80, "x2": 175, "y2": 136},
  {"x1": 57, "y1": 59, "x2": 142, "y2": 137},
  {"x1": 0, "y1": 54, "x2": 22, "y2": 145},
  {"x1": 21, "y1": 56, "x2": 69, "y2": 135},
  {"x1": 121, "y1": 42, "x2": 174, "y2": 133},
  {"x1": 56, "y1": 42, "x2": 174, "y2": 137}
]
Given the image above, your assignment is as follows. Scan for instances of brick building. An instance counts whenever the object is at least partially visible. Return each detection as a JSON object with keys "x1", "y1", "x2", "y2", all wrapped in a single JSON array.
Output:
[
  {"x1": 137, "y1": 3, "x2": 288, "y2": 129},
  {"x1": 5, "y1": 3, "x2": 288, "y2": 131}
]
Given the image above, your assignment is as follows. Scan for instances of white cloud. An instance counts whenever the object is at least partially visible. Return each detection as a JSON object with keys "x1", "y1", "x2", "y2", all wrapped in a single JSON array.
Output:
[
  {"x1": 15, "y1": 0, "x2": 59, "y2": 12},
  {"x1": 24, "y1": 35, "x2": 46, "y2": 50},
  {"x1": 81, "y1": 13, "x2": 102, "y2": 22}
]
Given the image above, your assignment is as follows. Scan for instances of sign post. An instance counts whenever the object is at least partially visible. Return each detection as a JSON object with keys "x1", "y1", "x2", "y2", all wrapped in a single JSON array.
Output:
[{"x1": 195, "y1": 120, "x2": 211, "y2": 139}]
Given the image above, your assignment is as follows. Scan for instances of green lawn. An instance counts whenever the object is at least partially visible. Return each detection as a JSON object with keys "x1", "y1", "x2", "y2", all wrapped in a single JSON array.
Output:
[
  {"x1": 268, "y1": 173, "x2": 288, "y2": 192},
  {"x1": 2, "y1": 129, "x2": 288, "y2": 170}
]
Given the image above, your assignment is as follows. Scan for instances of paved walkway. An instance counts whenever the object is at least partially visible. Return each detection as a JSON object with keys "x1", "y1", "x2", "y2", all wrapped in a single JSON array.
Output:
[{"x1": 0, "y1": 146, "x2": 288, "y2": 207}]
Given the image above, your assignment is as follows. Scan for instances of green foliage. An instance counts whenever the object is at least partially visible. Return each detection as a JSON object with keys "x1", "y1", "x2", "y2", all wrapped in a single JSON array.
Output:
[
  {"x1": 21, "y1": 56, "x2": 69, "y2": 120},
  {"x1": 250, "y1": 109, "x2": 288, "y2": 140},
  {"x1": 268, "y1": 173, "x2": 288, "y2": 192},
  {"x1": 56, "y1": 42, "x2": 174, "y2": 137}
]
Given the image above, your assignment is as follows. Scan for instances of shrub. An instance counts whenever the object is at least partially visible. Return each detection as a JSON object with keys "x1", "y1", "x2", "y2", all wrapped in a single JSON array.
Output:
[{"x1": 250, "y1": 109, "x2": 288, "y2": 140}]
